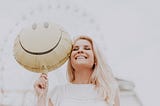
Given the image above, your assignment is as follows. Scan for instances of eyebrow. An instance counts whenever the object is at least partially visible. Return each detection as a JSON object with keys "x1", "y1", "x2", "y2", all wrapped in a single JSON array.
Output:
[
  {"x1": 73, "y1": 45, "x2": 91, "y2": 47},
  {"x1": 73, "y1": 45, "x2": 78, "y2": 48}
]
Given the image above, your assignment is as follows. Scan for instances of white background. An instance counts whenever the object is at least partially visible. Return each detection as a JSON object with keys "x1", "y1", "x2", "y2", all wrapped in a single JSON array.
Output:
[{"x1": 0, "y1": 0, "x2": 160, "y2": 106}]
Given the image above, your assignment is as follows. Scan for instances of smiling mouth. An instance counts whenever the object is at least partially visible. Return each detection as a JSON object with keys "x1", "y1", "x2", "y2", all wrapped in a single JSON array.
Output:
[{"x1": 75, "y1": 56, "x2": 87, "y2": 59}]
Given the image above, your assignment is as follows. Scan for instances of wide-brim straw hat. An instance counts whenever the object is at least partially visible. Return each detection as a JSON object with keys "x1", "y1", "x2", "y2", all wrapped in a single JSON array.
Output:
[{"x1": 13, "y1": 22, "x2": 72, "y2": 73}]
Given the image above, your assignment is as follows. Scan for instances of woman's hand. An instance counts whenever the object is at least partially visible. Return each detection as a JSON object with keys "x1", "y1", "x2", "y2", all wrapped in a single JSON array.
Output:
[{"x1": 34, "y1": 73, "x2": 48, "y2": 97}]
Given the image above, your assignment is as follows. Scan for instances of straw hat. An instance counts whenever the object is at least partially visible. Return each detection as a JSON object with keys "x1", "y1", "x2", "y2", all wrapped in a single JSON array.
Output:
[{"x1": 13, "y1": 22, "x2": 72, "y2": 73}]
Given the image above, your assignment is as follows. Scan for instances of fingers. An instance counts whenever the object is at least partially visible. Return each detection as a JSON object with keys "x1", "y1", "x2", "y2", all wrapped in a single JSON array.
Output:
[
  {"x1": 34, "y1": 73, "x2": 49, "y2": 97},
  {"x1": 39, "y1": 77, "x2": 48, "y2": 89},
  {"x1": 40, "y1": 73, "x2": 48, "y2": 88},
  {"x1": 40, "y1": 73, "x2": 48, "y2": 80},
  {"x1": 34, "y1": 73, "x2": 48, "y2": 90}
]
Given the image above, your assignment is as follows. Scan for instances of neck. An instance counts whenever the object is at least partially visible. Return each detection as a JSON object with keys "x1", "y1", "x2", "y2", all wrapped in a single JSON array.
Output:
[{"x1": 73, "y1": 68, "x2": 93, "y2": 84}]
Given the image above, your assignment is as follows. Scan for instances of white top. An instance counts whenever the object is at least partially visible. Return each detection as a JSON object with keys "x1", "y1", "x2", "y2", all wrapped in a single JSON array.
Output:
[{"x1": 49, "y1": 83, "x2": 112, "y2": 106}]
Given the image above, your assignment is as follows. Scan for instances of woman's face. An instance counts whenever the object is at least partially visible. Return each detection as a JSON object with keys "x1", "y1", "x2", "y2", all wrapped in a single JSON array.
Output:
[{"x1": 71, "y1": 39, "x2": 95, "y2": 70}]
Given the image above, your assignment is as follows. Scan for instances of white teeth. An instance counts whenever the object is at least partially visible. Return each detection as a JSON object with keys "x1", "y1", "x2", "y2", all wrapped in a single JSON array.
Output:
[{"x1": 76, "y1": 56, "x2": 86, "y2": 59}]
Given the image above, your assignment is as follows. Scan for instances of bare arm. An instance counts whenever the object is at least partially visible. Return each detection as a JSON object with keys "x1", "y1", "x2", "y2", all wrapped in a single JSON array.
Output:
[
  {"x1": 34, "y1": 73, "x2": 56, "y2": 106},
  {"x1": 36, "y1": 97, "x2": 54, "y2": 106},
  {"x1": 36, "y1": 95, "x2": 47, "y2": 106},
  {"x1": 34, "y1": 73, "x2": 49, "y2": 106},
  {"x1": 113, "y1": 89, "x2": 120, "y2": 106},
  {"x1": 48, "y1": 98, "x2": 54, "y2": 106}
]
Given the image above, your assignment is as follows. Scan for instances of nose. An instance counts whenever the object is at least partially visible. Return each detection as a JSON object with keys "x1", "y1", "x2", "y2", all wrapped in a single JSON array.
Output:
[{"x1": 77, "y1": 48, "x2": 84, "y2": 54}]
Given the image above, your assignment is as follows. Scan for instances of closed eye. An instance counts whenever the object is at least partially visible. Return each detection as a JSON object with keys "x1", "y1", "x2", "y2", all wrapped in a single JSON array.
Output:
[
  {"x1": 84, "y1": 47, "x2": 91, "y2": 50},
  {"x1": 84, "y1": 46, "x2": 91, "y2": 50},
  {"x1": 72, "y1": 46, "x2": 79, "y2": 51},
  {"x1": 72, "y1": 45, "x2": 92, "y2": 51}
]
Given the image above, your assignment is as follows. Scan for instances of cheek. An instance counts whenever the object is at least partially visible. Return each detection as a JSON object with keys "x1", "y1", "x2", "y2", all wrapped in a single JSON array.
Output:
[
  {"x1": 90, "y1": 55, "x2": 95, "y2": 64},
  {"x1": 88, "y1": 53, "x2": 95, "y2": 64},
  {"x1": 91, "y1": 52, "x2": 95, "y2": 61}
]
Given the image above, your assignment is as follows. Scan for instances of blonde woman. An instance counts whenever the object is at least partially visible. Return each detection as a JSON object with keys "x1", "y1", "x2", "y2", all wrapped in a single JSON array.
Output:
[{"x1": 34, "y1": 35, "x2": 120, "y2": 106}]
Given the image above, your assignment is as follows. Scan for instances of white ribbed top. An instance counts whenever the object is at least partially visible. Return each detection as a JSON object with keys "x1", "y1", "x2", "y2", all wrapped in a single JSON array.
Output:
[{"x1": 49, "y1": 83, "x2": 111, "y2": 106}]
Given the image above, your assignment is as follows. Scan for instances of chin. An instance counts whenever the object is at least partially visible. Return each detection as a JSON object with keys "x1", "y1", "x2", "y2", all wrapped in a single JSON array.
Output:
[
  {"x1": 76, "y1": 60, "x2": 87, "y2": 64},
  {"x1": 75, "y1": 61, "x2": 92, "y2": 67}
]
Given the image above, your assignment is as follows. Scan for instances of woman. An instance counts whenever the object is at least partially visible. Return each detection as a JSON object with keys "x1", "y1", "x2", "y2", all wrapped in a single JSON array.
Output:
[{"x1": 34, "y1": 35, "x2": 120, "y2": 106}]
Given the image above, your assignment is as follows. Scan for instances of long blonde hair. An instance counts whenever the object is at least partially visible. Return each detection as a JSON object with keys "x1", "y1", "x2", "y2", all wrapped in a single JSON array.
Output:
[{"x1": 67, "y1": 35, "x2": 118, "y2": 104}]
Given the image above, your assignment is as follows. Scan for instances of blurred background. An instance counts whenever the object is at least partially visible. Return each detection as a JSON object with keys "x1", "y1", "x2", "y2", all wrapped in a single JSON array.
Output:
[{"x1": 0, "y1": 0, "x2": 159, "y2": 106}]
